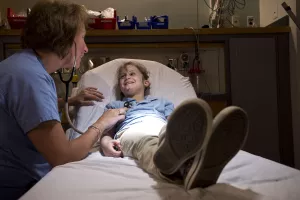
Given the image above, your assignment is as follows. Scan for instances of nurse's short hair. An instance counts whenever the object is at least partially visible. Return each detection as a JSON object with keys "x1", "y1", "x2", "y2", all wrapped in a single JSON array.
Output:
[{"x1": 21, "y1": 0, "x2": 88, "y2": 59}]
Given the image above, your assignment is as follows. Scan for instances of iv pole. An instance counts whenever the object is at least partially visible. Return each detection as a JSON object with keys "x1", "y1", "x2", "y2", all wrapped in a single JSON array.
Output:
[{"x1": 282, "y1": 2, "x2": 300, "y2": 30}]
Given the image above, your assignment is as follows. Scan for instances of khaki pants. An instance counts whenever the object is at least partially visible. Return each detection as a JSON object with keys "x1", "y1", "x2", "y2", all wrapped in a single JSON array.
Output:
[{"x1": 117, "y1": 118, "x2": 179, "y2": 183}]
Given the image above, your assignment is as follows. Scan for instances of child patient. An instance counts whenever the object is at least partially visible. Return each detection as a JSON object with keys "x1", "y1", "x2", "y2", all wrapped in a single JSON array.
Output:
[{"x1": 100, "y1": 61, "x2": 249, "y2": 191}]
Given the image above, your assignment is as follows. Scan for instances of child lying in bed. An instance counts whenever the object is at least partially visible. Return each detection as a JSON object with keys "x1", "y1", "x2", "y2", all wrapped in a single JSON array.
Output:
[{"x1": 100, "y1": 61, "x2": 249, "y2": 191}]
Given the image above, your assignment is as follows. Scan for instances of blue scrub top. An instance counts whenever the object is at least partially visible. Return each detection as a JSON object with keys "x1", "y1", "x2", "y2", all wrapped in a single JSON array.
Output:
[{"x1": 0, "y1": 49, "x2": 61, "y2": 199}]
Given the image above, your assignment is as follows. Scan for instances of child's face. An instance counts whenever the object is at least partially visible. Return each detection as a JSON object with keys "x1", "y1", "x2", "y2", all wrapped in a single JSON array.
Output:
[{"x1": 119, "y1": 65, "x2": 150, "y2": 97}]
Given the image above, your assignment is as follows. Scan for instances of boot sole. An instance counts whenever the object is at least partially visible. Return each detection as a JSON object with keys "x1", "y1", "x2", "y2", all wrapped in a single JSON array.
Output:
[
  {"x1": 185, "y1": 106, "x2": 249, "y2": 190},
  {"x1": 153, "y1": 98, "x2": 212, "y2": 175}
]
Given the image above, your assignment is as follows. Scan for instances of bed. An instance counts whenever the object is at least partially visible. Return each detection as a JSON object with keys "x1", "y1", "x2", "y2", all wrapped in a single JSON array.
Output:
[
  {"x1": 20, "y1": 59, "x2": 300, "y2": 200},
  {"x1": 20, "y1": 150, "x2": 300, "y2": 200}
]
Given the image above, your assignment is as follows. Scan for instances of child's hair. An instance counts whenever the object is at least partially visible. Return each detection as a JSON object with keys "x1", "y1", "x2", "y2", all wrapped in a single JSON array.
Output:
[{"x1": 114, "y1": 61, "x2": 150, "y2": 99}]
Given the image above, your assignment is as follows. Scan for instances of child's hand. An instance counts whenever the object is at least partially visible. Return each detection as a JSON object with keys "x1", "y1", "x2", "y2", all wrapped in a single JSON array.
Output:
[{"x1": 101, "y1": 139, "x2": 123, "y2": 157}]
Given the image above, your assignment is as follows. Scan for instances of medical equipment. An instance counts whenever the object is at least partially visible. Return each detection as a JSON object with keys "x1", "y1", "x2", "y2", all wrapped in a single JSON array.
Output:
[
  {"x1": 57, "y1": 42, "x2": 86, "y2": 135},
  {"x1": 71, "y1": 74, "x2": 79, "y2": 88},
  {"x1": 167, "y1": 59, "x2": 177, "y2": 71},
  {"x1": 124, "y1": 101, "x2": 133, "y2": 108},
  {"x1": 180, "y1": 53, "x2": 189, "y2": 69},
  {"x1": 59, "y1": 43, "x2": 133, "y2": 137}
]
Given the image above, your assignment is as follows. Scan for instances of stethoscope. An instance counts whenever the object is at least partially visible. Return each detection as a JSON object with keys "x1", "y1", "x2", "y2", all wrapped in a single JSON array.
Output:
[
  {"x1": 124, "y1": 101, "x2": 133, "y2": 108},
  {"x1": 57, "y1": 42, "x2": 86, "y2": 135},
  {"x1": 58, "y1": 42, "x2": 133, "y2": 137}
]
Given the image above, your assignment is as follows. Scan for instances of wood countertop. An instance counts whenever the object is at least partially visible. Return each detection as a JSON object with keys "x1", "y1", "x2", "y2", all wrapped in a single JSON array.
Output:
[{"x1": 0, "y1": 27, "x2": 291, "y2": 36}]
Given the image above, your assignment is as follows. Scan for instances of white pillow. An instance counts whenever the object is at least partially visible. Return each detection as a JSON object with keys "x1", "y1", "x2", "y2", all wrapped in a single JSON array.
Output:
[{"x1": 68, "y1": 58, "x2": 196, "y2": 139}]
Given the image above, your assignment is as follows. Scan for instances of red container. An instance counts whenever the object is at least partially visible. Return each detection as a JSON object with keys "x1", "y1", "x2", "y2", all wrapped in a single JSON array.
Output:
[
  {"x1": 7, "y1": 8, "x2": 27, "y2": 29},
  {"x1": 88, "y1": 10, "x2": 117, "y2": 30}
]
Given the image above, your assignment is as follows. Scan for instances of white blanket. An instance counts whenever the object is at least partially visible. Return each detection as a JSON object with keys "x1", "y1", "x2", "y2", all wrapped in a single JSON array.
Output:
[{"x1": 20, "y1": 151, "x2": 300, "y2": 200}]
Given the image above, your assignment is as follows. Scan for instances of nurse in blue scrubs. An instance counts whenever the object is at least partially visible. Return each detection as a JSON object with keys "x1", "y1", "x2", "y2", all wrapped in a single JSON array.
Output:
[{"x1": 0, "y1": 1, "x2": 127, "y2": 199}]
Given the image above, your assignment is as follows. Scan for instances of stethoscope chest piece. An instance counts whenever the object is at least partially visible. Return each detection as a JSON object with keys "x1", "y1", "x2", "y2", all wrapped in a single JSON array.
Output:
[{"x1": 124, "y1": 101, "x2": 133, "y2": 108}]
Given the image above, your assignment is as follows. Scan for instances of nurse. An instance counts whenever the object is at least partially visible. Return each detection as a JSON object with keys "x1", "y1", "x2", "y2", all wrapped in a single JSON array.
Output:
[{"x1": 0, "y1": 1, "x2": 127, "y2": 199}]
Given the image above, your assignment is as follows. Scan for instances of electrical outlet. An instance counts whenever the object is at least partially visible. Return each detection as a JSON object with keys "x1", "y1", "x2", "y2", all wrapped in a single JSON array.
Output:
[
  {"x1": 232, "y1": 15, "x2": 240, "y2": 27},
  {"x1": 247, "y1": 16, "x2": 255, "y2": 27}
]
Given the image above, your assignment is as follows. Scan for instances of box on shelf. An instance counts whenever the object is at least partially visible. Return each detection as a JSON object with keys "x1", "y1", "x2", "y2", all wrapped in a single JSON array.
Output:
[
  {"x1": 117, "y1": 16, "x2": 136, "y2": 30},
  {"x1": 136, "y1": 18, "x2": 151, "y2": 30},
  {"x1": 7, "y1": 8, "x2": 27, "y2": 29},
  {"x1": 88, "y1": 10, "x2": 117, "y2": 30},
  {"x1": 151, "y1": 15, "x2": 169, "y2": 29}
]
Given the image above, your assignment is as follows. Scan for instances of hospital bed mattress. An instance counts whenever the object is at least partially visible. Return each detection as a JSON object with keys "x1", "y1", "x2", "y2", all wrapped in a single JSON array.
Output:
[{"x1": 20, "y1": 150, "x2": 300, "y2": 200}]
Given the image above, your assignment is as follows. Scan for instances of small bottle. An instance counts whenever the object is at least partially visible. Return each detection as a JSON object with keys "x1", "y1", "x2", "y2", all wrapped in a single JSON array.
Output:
[{"x1": 72, "y1": 74, "x2": 79, "y2": 88}]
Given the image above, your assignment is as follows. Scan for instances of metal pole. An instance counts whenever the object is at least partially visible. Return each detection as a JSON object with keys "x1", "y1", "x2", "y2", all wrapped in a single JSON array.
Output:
[{"x1": 282, "y1": 2, "x2": 300, "y2": 31}]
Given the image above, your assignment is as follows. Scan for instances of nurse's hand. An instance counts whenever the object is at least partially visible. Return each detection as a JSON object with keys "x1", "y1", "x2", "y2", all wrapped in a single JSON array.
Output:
[
  {"x1": 101, "y1": 137, "x2": 123, "y2": 157},
  {"x1": 95, "y1": 108, "x2": 128, "y2": 132},
  {"x1": 69, "y1": 87, "x2": 104, "y2": 106}
]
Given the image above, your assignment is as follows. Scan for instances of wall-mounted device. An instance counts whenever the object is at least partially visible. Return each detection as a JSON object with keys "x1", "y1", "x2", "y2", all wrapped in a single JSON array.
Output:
[
  {"x1": 167, "y1": 58, "x2": 177, "y2": 71},
  {"x1": 232, "y1": 15, "x2": 240, "y2": 27},
  {"x1": 180, "y1": 53, "x2": 189, "y2": 70},
  {"x1": 247, "y1": 16, "x2": 256, "y2": 27}
]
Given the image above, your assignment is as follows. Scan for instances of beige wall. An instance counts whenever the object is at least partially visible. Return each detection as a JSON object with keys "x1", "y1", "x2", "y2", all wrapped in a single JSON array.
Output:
[
  {"x1": 231, "y1": 0, "x2": 260, "y2": 27},
  {"x1": 1, "y1": 0, "x2": 259, "y2": 28},
  {"x1": 260, "y1": 0, "x2": 300, "y2": 169},
  {"x1": 209, "y1": 0, "x2": 260, "y2": 27}
]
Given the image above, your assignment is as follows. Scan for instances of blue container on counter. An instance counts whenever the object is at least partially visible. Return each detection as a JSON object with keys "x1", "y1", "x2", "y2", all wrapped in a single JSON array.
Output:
[
  {"x1": 117, "y1": 16, "x2": 137, "y2": 30},
  {"x1": 151, "y1": 15, "x2": 169, "y2": 29},
  {"x1": 136, "y1": 18, "x2": 151, "y2": 30}
]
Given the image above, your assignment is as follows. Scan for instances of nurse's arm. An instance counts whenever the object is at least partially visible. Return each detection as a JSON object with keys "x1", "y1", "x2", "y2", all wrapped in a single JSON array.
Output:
[{"x1": 27, "y1": 120, "x2": 103, "y2": 167}]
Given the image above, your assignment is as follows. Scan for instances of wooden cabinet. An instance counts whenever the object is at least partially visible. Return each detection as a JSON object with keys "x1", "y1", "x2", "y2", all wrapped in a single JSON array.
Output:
[
  {"x1": 230, "y1": 38, "x2": 280, "y2": 161},
  {"x1": 229, "y1": 36, "x2": 293, "y2": 166}
]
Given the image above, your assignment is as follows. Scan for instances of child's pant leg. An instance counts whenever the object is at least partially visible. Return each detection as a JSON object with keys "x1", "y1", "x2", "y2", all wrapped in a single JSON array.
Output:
[
  {"x1": 118, "y1": 120, "x2": 165, "y2": 157},
  {"x1": 131, "y1": 135, "x2": 171, "y2": 182},
  {"x1": 120, "y1": 127, "x2": 181, "y2": 184}
]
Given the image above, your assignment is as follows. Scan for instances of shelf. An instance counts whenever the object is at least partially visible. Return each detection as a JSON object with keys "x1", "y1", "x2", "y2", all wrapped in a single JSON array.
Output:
[
  {"x1": 5, "y1": 42, "x2": 225, "y2": 50},
  {"x1": 0, "y1": 27, "x2": 291, "y2": 36}
]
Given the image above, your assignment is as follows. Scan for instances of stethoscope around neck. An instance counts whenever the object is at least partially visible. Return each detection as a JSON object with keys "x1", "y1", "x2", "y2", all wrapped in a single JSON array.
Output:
[
  {"x1": 56, "y1": 42, "x2": 87, "y2": 135},
  {"x1": 55, "y1": 42, "x2": 133, "y2": 137},
  {"x1": 57, "y1": 42, "x2": 133, "y2": 137}
]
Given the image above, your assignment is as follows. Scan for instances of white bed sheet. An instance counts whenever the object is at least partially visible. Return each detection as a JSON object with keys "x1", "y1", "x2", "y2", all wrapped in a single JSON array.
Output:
[{"x1": 20, "y1": 150, "x2": 300, "y2": 200}]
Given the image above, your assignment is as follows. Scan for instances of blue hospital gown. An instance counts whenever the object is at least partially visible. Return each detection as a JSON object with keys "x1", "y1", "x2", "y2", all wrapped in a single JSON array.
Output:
[{"x1": 0, "y1": 49, "x2": 60, "y2": 199}]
